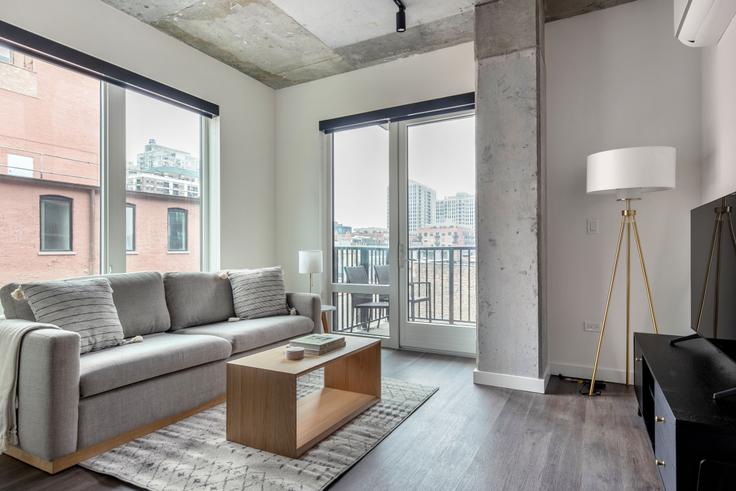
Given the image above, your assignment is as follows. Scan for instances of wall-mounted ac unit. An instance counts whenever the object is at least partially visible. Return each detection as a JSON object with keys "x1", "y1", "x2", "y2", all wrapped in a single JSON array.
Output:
[{"x1": 675, "y1": 0, "x2": 736, "y2": 47}]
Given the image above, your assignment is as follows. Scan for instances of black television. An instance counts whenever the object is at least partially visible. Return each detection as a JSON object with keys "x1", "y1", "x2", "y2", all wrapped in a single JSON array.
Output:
[{"x1": 672, "y1": 192, "x2": 736, "y2": 398}]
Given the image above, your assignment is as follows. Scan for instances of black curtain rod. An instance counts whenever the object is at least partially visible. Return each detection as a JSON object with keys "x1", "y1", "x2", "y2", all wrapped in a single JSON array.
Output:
[
  {"x1": 319, "y1": 92, "x2": 475, "y2": 133},
  {"x1": 0, "y1": 20, "x2": 219, "y2": 118}
]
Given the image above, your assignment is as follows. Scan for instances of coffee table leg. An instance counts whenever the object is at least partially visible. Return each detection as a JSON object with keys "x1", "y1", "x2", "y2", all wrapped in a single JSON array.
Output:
[
  {"x1": 323, "y1": 342, "x2": 381, "y2": 398},
  {"x1": 226, "y1": 365, "x2": 297, "y2": 457}
]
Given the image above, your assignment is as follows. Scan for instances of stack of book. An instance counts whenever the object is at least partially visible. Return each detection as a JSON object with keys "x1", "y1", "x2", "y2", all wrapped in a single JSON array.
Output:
[{"x1": 289, "y1": 334, "x2": 346, "y2": 356}]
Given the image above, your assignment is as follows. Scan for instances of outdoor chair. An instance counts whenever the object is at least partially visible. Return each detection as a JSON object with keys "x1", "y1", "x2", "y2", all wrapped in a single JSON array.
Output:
[{"x1": 343, "y1": 266, "x2": 389, "y2": 332}]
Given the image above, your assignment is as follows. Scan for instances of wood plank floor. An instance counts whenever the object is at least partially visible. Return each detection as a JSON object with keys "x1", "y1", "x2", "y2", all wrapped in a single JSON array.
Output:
[{"x1": 0, "y1": 348, "x2": 662, "y2": 490}]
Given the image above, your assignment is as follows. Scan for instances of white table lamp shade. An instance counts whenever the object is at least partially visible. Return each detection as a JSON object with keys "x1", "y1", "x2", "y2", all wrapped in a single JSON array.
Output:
[
  {"x1": 298, "y1": 250, "x2": 323, "y2": 274},
  {"x1": 587, "y1": 146, "x2": 676, "y2": 198}
]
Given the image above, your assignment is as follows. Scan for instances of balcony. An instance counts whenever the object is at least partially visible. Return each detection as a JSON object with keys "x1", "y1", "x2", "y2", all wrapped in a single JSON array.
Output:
[{"x1": 331, "y1": 245, "x2": 476, "y2": 336}]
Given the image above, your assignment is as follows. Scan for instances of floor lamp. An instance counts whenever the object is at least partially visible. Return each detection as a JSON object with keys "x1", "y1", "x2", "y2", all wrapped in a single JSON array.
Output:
[{"x1": 586, "y1": 146, "x2": 676, "y2": 396}]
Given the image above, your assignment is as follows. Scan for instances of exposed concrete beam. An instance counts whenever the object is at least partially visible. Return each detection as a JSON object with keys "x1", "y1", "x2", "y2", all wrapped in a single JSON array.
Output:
[{"x1": 544, "y1": 0, "x2": 637, "y2": 23}]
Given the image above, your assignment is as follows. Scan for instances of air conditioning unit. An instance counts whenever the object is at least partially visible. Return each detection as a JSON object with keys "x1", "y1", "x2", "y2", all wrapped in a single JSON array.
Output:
[{"x1": 675, "y1": 0, "x2": 736, "y2": 47}]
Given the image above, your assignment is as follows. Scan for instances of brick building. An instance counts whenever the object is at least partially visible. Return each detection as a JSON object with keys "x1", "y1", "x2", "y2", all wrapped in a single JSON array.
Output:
[{"x1": 0, "y1": 48, "x2": 200, "y2": 293}]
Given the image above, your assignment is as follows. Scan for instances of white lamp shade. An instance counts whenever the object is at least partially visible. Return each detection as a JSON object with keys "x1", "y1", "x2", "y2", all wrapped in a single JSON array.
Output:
[
  {"x1": 587, "y1": 146, "x2": 676, "y2": 196},
  {"x1": 298, "y1": 250, "x2": 323, "y2": 274}
]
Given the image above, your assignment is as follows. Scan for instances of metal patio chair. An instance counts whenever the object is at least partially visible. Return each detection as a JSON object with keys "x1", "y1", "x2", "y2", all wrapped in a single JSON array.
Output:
[{"x1": 343, "y1": 266, "x2": 389, "y2": 332}]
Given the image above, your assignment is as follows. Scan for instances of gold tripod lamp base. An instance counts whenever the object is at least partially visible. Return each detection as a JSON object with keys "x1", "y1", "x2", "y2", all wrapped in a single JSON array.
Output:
[
  {"x1": 588, "y1": 198, "x2": 660, "y2": 396},
  {"x1": 585, "y1": 146, "x2": 676, "y2": 397}
]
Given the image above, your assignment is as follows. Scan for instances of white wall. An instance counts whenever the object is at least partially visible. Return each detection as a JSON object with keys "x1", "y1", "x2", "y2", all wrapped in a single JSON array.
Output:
[
  {"x1": 546, "y1": 0, "x2": 701, "y2": 383},
  {"x1": 0, "y1": 0, "x2": 277, "y2": 269},
  {"x1": 274, "y1": 43, "x2": 475, "y2": 292},
  {"x1": 702, "y1": 17, "x2": 736, "y2": 203}
]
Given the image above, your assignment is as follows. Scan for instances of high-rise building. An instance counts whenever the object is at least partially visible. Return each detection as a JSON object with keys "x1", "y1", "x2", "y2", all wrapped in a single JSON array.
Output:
[
  {"x1": 136, "y1": 138, "x2": 197, "y2": 171},
  {"x1": 407, "y1": 180, "x2": 436, "y2": 233},
  {"x1": 436, "y1": 192, "x2": 475, "y2": 229}
]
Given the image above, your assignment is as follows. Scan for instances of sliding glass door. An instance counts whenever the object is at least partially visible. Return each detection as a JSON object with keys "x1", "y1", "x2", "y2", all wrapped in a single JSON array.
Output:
[
  {"x1": 326, "y1": 111, "x2": 476, "y2": 355},
  {"x1": 398, "y1": 113, "x2": 476, "y2": 355},
  {"x1": 329, "y1": 124, "x2": 396, "y2": 343}
]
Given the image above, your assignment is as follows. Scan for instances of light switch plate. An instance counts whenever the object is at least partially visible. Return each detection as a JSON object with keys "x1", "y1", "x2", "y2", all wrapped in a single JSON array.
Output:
[{"x1": 586, "y1": 218, "x2": 599, "y2": 235}]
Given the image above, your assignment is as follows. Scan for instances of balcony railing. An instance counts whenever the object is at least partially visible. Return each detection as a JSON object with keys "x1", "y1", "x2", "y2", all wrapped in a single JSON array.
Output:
[{"x1": 332, "y1": 245, "x2": 476, "y2": 334}]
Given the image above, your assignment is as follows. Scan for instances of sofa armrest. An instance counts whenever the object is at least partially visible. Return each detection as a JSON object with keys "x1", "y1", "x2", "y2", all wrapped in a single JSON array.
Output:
[
  {"x1": 286, "y1": 293, "x2": 322, "y2": 333},
  {"x1": 16, "y1": 325, "x2": 80, "y2": 460}
]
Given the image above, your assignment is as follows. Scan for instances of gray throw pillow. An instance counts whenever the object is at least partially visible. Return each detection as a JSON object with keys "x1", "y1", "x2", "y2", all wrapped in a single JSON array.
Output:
[
  {"x1": 227, "y1": 267, "x2": 289, "y2": 320},
  {"x1": 22, "y1": 277, "x2": 125, "y2": 354}
]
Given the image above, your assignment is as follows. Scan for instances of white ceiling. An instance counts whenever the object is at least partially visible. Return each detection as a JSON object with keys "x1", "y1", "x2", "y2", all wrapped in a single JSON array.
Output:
[{"x1": 269, "y1": 0, "x2": 475, "y2": 49}]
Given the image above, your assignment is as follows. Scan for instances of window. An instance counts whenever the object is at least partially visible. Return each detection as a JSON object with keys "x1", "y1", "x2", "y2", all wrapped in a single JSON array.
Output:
[
  {"x1": 125, "y1": 90, "x2": 203, "y2": 272},
  {"x1": 0, "y1": 38, "x2": 214, "y2": 317},
  {"x1": 168, "y1": 208, "x2": 188, "y2": 252},
  {"x1": 7, "y1": 154, "x2": 34, "y2": 178},
  {"x1": 40, "y1": 196, "x2": 73, "y2": 252},
  {"x1": 0, "y1": 45, "x2": 11, "y2": 64},
  {"x1": 0, "y1": 50, "x2": 100, "y2": 305},
  {"x1": 126, "y1": 204, "x2": 136, "y2": 252}
]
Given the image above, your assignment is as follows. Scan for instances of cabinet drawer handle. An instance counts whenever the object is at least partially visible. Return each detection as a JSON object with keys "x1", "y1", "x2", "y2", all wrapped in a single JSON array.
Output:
[
  {"x1": 656, "y1": 459, "x2": 666, "y2": 467},
  {"x1": 635, "y1": 357, "x2": 642, "y2": 362},
  {"x1": 655, "y1": 416, "x2": 665, "y2": 423}
]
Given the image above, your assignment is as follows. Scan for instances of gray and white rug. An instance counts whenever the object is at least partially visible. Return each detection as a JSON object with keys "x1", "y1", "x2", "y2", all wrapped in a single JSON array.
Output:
[{"x1": 81, "y1": 370, "x2": 438, "y2": 490}]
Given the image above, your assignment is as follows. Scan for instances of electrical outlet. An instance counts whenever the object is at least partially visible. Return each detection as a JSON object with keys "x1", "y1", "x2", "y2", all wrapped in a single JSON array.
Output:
[
  {"x1": 586, "y1": 218, "x2": 599, "y2": 235},
  {"x1": 584, "y1": 321, "x2": 600, "y2": 332}
]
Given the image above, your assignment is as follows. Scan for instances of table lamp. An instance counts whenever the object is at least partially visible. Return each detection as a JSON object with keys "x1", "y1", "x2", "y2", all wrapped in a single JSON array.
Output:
[
  {"x1": 298, "y1": 250, "x2": 323, "y2": 294},
  {"x1": 586, "y1": 146, "x2": 676, "y2": 396}
]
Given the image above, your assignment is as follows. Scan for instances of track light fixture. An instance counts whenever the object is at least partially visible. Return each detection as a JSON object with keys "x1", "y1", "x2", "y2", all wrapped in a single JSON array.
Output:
[{"x1": 394, "y1": 0, "x2": 406, "y2": 32}]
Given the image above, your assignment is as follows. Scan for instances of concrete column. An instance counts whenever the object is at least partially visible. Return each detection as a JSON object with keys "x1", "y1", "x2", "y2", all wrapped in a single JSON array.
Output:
[{"x1": 474, "y1": 0, "x2": 548, "y2": 393}]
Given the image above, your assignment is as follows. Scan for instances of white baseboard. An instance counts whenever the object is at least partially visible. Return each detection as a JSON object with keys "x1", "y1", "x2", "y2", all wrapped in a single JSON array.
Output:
[
  {"x1": 473, "y1": 368, "x2": 550, "y2": 394},
  {"x1": 548, "y1": 362, "x2": 630, "y2": 385}
]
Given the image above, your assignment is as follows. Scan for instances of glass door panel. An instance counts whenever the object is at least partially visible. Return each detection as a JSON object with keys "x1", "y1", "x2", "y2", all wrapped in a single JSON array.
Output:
[
  {"x1": 125, "y1": 90, "x2": 203, "y2": 272},
  {"x1": 399, "y1": 113, "x2": 476, "y2": 355},
  {"x1": 331, "y1": 124, "x2": 392, "y2": 339}
]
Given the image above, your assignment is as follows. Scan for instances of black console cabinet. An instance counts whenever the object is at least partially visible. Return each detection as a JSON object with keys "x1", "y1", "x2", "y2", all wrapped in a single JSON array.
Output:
[{"x1": 634, "y1": 333, "x2": 736, "y2": 490}]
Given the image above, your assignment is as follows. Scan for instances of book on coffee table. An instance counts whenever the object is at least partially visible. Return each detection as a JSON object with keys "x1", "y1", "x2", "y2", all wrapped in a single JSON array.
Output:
[{"x1": 289, "y1": 334, "x2": 346, "y2": 355}]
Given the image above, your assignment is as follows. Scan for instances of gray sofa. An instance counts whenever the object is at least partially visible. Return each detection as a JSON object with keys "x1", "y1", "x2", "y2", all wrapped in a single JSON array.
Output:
[{"x1": 0, "y1": 271, "x2": 321, "y2": 464}]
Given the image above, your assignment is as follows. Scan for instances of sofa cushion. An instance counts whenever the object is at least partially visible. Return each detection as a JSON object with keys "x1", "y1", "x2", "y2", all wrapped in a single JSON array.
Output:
[
  {"x1": 103, "y1": 272, "x2": 171, "y2": 337},
  {"x1": 163, "y1": 272, "x2": 235, "y2": 330},
  {"x1": 1, "y1": 272, "x2": 171, "y2": 338},
  {"x1": 175, "y1": 315, "x2": 314, "y2": 354},
  {"x1": 79, "y1": 332, "x2": 231, "y2": 398}
]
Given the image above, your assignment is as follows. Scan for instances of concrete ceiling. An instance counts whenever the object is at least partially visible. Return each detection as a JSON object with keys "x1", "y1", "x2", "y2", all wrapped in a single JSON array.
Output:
[
  {"x1": 101, "y1": 0, "x2": 636, "y2": 89},
  {"x1": 102, "y1": 0, "x2": 475, "y2": 89}
]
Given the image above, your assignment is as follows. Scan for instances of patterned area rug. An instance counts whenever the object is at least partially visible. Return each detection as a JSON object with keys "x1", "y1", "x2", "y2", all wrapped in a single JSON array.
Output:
[{"x1": 81, "y1": 370, "x2": 437, "y2": 490}]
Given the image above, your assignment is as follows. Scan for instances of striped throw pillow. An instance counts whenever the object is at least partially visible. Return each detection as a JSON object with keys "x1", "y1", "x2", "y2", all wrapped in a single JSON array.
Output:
[
  {"x1": 23, "y1": 278, "x2": 125, "y2": 354},
  {"x1": 227, "y1": 267, "x2": 289, "y2": 320}
]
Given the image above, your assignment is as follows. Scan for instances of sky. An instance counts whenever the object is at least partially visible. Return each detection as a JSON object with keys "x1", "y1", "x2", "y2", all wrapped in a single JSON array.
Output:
[
  {"x1": 333, "y1": 115, "x2": 475, "y2": 229},
  {"x1": 125, "y1": 90, "x2": 200, "y2": 164}
]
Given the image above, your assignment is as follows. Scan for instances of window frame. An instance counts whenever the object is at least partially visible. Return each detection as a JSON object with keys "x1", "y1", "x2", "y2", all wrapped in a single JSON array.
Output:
[
  {"x1": 125, "y1": 203, "x2": 136, "y2": 252},
  {"x1": 167, "y1": 207, "x2": 188, "y2": 252},
  {"x1": 39, "y1": 195, "x2": 73, "y2": 253}
]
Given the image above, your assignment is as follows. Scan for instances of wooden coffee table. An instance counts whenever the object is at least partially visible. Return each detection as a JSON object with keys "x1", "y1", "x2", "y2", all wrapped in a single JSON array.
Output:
[{"x1": 226, "y1": 336, "x2": 381, "y2": 458}]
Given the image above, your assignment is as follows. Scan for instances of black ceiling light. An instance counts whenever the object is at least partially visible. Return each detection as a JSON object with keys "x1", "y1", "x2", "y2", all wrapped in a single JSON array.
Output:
[{"x1": 394, "y1": 0, "x2": 406, "y2": 32}]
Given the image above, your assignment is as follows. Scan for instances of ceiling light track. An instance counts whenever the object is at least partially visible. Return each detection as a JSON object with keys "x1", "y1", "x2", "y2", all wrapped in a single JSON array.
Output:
[{"x1": 394, "y1": 0, "x2": 406, "y2": 32}]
